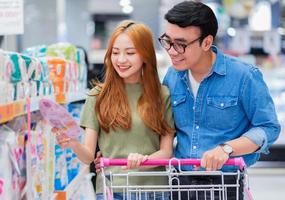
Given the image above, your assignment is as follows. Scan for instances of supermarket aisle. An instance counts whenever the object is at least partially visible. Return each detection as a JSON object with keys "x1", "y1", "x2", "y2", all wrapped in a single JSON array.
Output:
[{"x1": 248, "y1": 167, "x2": 285, "y2": 200}]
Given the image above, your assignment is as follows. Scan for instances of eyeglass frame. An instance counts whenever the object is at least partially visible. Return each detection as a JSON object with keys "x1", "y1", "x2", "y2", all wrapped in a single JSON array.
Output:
[{"x1": 158, "y1": 35, "x2": 202, "y2": 54}]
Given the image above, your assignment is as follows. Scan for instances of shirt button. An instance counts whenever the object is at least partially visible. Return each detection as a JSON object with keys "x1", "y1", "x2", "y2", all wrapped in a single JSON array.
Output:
[
  {"x1": 173, "y1": 101, "x2": 177, "y2": 105},
  {"x1": 195, "y1": 125, "x2": 199, "y2": 129},
  {"x1": 193, "y1": 146, "x2": 197, "y2": 149},
  {"x1": 192, "y1": 106, "x2": 195, "y2": 110},
  {"x1": 220, "y1": 103, "x2": 224, "y2": 107}
]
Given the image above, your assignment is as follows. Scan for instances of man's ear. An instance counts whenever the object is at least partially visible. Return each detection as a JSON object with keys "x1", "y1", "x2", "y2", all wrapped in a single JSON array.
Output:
[{"x1": 202, "y1": 35, "x2": 214, "y2": 51}]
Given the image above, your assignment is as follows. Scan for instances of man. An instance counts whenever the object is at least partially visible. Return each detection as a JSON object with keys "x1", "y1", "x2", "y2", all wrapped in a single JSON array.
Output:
[{"x1": 159, "y1": 1, "x2": 280, "y2": 199}]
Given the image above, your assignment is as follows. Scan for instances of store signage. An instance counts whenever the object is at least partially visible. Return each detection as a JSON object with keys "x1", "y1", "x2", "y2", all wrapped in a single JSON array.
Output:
[{"x1": 0, "y1": 0, "x2": 23, "y2": 35}]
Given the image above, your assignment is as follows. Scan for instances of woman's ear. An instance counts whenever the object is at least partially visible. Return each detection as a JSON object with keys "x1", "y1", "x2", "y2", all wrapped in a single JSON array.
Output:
[{"x1": 202, "y1": 35, "x2": 214, "y2": 51}]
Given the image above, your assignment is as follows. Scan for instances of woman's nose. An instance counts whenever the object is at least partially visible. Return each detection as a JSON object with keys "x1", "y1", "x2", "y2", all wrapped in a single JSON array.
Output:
[{"x1": 118, "y1": 53, "x2": 127, "y2": 63}]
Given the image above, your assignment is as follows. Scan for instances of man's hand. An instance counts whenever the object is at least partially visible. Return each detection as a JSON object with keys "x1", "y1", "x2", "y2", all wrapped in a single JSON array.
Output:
[{"x1": 200, "y1": 146, "x2": 229, "y2": 171}]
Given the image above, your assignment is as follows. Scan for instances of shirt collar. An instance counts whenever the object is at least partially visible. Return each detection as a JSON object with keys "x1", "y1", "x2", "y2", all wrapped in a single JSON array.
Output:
[
  {"x1": 177, "y1": 69, "x2": 188, "y2": 80},
  {"x1": 211, "y1": 45, "x2": 226, "y2": 76}
]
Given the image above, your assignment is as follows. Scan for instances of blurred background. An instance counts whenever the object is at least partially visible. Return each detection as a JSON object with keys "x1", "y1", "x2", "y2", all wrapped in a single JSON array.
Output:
[{"x1": 0, "y1": 0, "x2": 285, "y2": 199}]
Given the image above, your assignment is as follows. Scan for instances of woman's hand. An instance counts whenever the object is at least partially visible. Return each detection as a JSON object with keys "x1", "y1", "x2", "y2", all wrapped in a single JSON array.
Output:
[
  {"x1": 122, "y1": 153, "x2": 148, "y2": 170},
  {"x1": 94, "y1": 151, "x2": 103, "y2": 173},
  {"x1": 52, "y1": 127, "x2": 77, "y2": 149}
]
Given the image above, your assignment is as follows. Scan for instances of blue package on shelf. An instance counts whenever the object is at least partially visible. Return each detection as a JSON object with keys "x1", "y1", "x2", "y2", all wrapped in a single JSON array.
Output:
[
  {"x1": 67, "y1": 103, "x2": 83, "y2": 121},
  {"x1": 54, "y1": 144, "x2": 68, "y2": 191},
  {"x1": 65, "y1": 148, "x2": 79, "y2": 183}
]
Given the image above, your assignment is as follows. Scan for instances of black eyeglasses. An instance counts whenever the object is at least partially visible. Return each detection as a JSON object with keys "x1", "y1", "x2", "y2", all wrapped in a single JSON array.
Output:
[{"x1": 158, "y1": 36, "x2": 201, "y2": 54}]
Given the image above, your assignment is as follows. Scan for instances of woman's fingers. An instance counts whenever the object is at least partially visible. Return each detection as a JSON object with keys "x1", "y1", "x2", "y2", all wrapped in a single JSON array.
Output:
[
  {"x1": 94, "y1": 151, "x2": 102, "y2": 164},
  {"x1": 128, "y1": 153, "x2": 136, "y2": 169},
  {"x1": 142, "y1": 155, "x2": 149, "y2": 163},
  {"x1": 57, "y1": 137, "x2": 71, "y2": 147},
  {"x1": 94, "y1": 151, "x2": 102, "y2": 173},
  {"x1": 51, "y1": 127, "x2": 59, "y2": 133},
  {"x1": 122, "y1": 153, "x2": 146, "y2": 170},
  {"x1": 52, "y1": 127, "x2": 72, "y2": 148}
]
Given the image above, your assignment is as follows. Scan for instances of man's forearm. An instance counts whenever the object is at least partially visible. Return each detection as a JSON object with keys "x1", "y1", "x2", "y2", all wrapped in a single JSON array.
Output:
[{"x1": 226, "y1": 136, "x2": 260, "y2": 156}]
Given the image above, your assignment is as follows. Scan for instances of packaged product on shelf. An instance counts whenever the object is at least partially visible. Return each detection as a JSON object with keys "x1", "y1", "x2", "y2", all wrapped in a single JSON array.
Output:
[
  {"x1": 7, "y1": 52, "x2": 42, "y2": 100},
  {"x1": 26, "y1": 130, "x2": 45, "y2": 200},
  {"x1": 66, "y1": 103, "x2": 84, "y2": 183},
  {"x1": 21, "y1": 43, "x2": 88, "y2": 104},
  {"x1": 0, "y1": 41, "x2": 88, "y2": 199},
  {"x1": 25, "y1": 117, "x2": 56, "y2": 200},
  {"x1": 46, "y1": 127, "x2": 55, "y2": 197},
  {"x1": 22, "y1": 46, "x2": 54, "y2": 98},
  {"x1": 65, "y1": 148, "x2": 81, "y2": 183},
  {"x1": 46, "y1": 57, "x2": 68, "y2": 103},
  {"x1": 0, "y1": 125, "x2": 21, "y2": 200},
  {"x1": 68, "y1": 173, "x2": 95, "y2": 200},
  {"x1": 75, "y1": 47, "x2": 88, "y2": 90},
  {"x1": 65, "y1": 61, "x2": 78, "y2": 93},
  {"x1": 23, "y1": 45, "x2": 47, "y2": 58},
  {"x1": 6, "y1": 116, "x2": 30, "y2": 196},
  {"x1": 20, "y1": 55, "x2": 40, "y2": 81},
  {"x1": 8, "y1": 53, "x2": 21, "y2": 84},
  {"x1": 0, "y1": 50, "x2": 14, "y2": 104},
  {"x1": 54, "y1": 144, "x2": 68, "y2": 191},
  {"x1": 38, "y1": 58, "x2": 53, "y2": 97},
  {"x1": 67, "y1": 102, "x2": 83, "y2": 122},
  {"x1": 20, "y1": 55, "x2": 42, "y2": 98},
  {"x1": 9, "y1": 55, "x2": 27, "y2": 100},
  {"x1": 36, "y1": 120, "x2": 55, "y2": 198},
  {"x1": 46, "y1": 43, "x2": 77, "y2": 62}
]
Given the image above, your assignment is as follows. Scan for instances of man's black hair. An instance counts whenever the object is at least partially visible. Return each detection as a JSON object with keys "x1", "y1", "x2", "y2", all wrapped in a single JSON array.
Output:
[{"x1": 165, "y1": 1, "x2": 218, "y2": 41}]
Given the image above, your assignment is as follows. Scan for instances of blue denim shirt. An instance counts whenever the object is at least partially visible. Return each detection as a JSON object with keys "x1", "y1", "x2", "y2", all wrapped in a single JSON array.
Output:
[{"x1": 163, "y1": 46, "x2": 280, "y2": 170}]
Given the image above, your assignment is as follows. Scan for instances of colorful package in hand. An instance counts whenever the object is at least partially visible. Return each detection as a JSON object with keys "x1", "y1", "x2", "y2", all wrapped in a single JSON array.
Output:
[{"x1": 39, "y1": 99, "x2": 81, "y2": 138}]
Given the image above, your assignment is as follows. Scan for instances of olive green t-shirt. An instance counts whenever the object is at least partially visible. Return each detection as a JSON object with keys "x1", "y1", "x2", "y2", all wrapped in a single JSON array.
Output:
[{"x1": 80, "y1": 83, "x2": 174, "y2": 193}]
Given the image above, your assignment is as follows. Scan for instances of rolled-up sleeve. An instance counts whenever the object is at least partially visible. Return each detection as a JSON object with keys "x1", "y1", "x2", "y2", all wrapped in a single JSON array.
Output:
[
  {"x1": 243, "y1": 127, "x2": 268, "y2": 153},
  {"x1": 241, "y1": 67, "x2": 281, "y2": 154}
]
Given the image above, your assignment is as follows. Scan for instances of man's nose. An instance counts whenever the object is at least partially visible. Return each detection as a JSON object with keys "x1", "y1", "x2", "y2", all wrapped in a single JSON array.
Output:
[{"x1": 167, "y1": 45, "x2": 179, "y2": 56}]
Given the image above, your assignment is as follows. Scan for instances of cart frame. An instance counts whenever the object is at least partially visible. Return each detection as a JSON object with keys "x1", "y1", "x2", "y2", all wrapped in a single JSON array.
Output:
[{"x1": 99, "y1": 158, "x2": 254, "y2": 200}]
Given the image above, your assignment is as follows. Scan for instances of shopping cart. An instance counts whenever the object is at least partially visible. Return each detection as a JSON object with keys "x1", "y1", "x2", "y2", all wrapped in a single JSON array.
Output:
[{"x1": 99, "y1": 158, "x2": 254, "y2": 200}]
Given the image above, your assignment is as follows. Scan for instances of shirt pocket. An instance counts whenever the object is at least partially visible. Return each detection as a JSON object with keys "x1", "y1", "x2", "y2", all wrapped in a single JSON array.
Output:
[
  {"x1": 171, "y1": 94, "x2": 190, "y2": 127},
  {"x1": 206, "y1": 96, "x2": 239, "y2": 130}
]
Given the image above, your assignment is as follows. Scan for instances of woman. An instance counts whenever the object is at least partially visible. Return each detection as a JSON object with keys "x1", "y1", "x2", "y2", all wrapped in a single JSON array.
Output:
[{"x1": 55, "y1": 20, "x2": 175, "y2": 200}]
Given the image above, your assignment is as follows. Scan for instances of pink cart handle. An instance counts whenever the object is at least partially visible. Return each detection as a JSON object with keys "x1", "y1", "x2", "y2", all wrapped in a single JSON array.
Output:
[{"x1": 100, "y1": 157, "x2": 246, "y2": 170}]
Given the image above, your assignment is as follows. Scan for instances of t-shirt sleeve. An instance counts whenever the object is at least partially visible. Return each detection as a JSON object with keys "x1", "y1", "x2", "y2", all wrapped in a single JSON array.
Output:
[
  {"x1": 80, "y1": 95, "x2": 100, "y2": 133},
  {"x1": 161, "y1": 86, "x2": 175, "y2": 129}
]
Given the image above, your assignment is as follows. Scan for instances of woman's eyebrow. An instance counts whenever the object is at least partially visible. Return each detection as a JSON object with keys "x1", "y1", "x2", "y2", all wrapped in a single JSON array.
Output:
[{"x1": 112, "y1": 47, "x2": 136, "y2": 50}]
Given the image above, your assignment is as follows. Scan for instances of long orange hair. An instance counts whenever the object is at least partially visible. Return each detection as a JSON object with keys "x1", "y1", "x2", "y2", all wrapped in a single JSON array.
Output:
[{"x1": 95, "y1": 20, "x2": 174, "y2": 136}]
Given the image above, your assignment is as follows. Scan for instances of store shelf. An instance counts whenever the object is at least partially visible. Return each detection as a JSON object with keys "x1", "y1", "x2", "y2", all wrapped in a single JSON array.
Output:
[
  {"x1": 65, "y1": 90, "x2": 88, "y2": 104},
  {"x1": 0, "y1": 100, "x2": 26, "y2": 124},
  {"x1": 0, "y1": 90, "x2": 88, "y2": 124}
]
